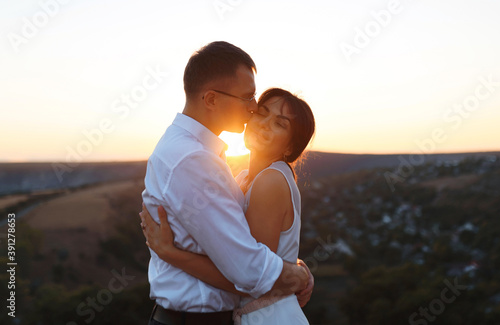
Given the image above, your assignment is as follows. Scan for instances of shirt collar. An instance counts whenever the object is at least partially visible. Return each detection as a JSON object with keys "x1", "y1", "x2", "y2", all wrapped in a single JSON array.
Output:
[{"x1": 172, "y1": 113, "x2": 228, "y2": 158}]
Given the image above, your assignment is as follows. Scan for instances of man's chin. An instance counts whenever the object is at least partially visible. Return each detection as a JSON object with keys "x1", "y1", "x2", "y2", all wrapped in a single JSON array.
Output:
[{"x1": 226, "y1": 125, "x2": 245, "y2": 134}]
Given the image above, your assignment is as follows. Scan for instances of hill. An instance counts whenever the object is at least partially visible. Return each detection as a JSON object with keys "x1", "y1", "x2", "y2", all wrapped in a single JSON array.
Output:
[
  {"x1": 1, "y1": 152, "x2": 499, "y2": 324},
  {"x1": 3, "y1": 151, "x2": 499, "y2": 196},
  {"x1": 296, "y1": 151, "x2": 500, "y2": 180},
  {"x1": 0, "y1": 161, "x2": 146, "y2": 196}
]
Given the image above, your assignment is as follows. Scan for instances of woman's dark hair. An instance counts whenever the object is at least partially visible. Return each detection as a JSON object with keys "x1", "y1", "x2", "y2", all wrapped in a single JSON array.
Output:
[
  {"x1": 257, "y1": 88, "x2": 315, "y2": 179},
  {"x1": 183, "y1": 41, "x2": 256, "y2": 98}
]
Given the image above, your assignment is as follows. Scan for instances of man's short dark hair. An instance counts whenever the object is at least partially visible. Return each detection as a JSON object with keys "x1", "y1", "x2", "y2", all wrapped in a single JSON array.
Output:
[{"x1": 183, "y1": 41, "x2": 256, "y2": 98}]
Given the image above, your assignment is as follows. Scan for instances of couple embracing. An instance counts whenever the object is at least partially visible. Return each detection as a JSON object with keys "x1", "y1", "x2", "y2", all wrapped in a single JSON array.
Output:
[{"x1": 139, "y1": 41, "x2": 316, "y2": 325}]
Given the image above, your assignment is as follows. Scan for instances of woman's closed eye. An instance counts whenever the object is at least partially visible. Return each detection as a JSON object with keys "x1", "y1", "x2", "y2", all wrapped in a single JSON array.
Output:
[{"x1": 275, "y1": 120, "x2": 287, "y2": 128}]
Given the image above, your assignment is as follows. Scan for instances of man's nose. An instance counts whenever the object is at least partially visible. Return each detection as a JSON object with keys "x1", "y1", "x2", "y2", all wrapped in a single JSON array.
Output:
[{"x1": 247, "y1": 99, "x2": 257, "y2": 113}]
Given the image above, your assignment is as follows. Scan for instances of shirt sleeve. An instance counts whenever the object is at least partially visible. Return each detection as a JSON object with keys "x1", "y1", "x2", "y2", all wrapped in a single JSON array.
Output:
[{"x1": 162, "y1": 150, "x2": 283, "y2": 298}]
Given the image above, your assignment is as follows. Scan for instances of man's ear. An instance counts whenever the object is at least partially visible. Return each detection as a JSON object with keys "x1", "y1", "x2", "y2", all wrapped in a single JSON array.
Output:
[{"x1": 202, "y1": 90, "x2": 217, "y2": 111}]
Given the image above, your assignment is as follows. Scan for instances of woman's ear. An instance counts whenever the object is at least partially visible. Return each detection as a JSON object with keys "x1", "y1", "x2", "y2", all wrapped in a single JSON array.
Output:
[{"x1": 202, "y1": 90, "x2": 217, "y2": 111}]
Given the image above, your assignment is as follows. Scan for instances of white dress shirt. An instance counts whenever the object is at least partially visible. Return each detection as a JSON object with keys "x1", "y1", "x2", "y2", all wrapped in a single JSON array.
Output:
[{"x1": 142, "y1": 113, "x2": 283, "y2": 312}]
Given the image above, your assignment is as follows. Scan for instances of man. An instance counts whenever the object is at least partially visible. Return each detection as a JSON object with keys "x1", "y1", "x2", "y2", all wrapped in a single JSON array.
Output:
[{"x1": 142, "y1": 41, "x2": 311, "y2": 325}]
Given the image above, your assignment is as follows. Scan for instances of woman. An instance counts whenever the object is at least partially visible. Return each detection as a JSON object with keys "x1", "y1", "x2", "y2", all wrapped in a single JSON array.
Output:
[{"x1": 140, "y1": 88, "x2": 315, "y2": 324}]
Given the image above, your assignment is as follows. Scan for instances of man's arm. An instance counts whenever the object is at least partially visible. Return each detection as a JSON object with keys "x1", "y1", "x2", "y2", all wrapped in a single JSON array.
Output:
[
  {"x1": 168, "y1": 252, "x2": 308, "y2": 298},
  {"x1": 142, "y1": 204, "x2": 311, "y2": 300}
]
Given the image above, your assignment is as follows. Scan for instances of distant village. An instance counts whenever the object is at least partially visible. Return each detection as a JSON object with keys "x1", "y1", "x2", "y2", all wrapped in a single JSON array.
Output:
[{"x1": 300, "y1": 154, "x2": 499, "y2": 285}]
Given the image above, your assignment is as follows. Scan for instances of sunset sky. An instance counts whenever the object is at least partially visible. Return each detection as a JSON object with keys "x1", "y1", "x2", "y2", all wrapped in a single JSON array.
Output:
[{"x1": 1, "y1": 0, "x2": 500, "y2": 162}]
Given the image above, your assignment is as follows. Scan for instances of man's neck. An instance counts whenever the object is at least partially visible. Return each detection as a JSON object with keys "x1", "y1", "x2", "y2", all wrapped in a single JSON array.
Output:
[{"x1": 182, "y1": 105, "x2": 222, "y2": 136}]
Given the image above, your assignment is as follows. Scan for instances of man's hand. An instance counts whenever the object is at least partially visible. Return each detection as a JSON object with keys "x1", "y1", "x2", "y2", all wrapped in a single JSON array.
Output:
[
  {"x1": 296, "y1": 259, "x2": 314, "y2": 307},
  {"x1": 139, "y1": 203, "x2": 177, "y2": 261},
  {"x1": 266, "y1": 259, "x2": 308, "y2": 299}
]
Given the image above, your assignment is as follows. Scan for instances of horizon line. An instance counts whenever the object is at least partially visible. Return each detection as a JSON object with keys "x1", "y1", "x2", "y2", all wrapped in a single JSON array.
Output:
[{"x1": 1, "y1": 149, "x2": 499, "y2": 164}]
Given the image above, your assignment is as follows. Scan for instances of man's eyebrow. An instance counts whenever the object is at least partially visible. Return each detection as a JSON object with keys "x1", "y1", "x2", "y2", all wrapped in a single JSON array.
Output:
[{"x1": 260, "y1": 105, "x2": 270, "y2": 112}]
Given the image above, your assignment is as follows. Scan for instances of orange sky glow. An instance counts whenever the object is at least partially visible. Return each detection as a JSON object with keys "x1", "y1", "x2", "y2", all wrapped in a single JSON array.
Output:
[{"x1": 1, "y1": 1, "x2": 500, "y2": 162}]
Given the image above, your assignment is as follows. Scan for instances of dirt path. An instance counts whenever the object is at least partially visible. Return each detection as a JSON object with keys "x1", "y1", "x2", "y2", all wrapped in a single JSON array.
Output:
[
  {"x1": 13, "y1": 179, "x2": 148, "y2": 289},
  {"x1": 23, "y1": 180, "x2": 138, "y2": 236}
]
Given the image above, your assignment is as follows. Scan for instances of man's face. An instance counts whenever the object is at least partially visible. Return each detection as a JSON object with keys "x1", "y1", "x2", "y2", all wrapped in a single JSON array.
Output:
[{"x1": 216, "y1": 65, "x2": 257, "y2": 133}]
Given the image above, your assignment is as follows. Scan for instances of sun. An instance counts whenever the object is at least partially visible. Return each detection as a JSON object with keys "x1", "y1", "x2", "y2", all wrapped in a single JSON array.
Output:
[{"x1": 219, "y1": 131, "x2": 250, "y2": 157}]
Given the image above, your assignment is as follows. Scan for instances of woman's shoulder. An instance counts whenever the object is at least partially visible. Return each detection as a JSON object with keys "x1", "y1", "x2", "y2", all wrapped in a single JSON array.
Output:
[
  {"x1": 266, "y1": 161, "x2": 295, "y2": 183},
  {"x1": 261, "y1": 162, "x2": 300, "y2": 202},
  {"x1": 246, "y1": 161, "x2": 297, "y2": 198},
  {"x1": 250, "y1": 168, "x2": 290, "y2": 202},
  {"x1": 252, "y1": 164, "x2": 291, "y2": 193}
]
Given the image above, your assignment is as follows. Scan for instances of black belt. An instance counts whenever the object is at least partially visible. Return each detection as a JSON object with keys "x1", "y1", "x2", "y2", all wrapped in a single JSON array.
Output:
[{"x1": 151, "y1": 304, "x2": 234, "y2": 325}]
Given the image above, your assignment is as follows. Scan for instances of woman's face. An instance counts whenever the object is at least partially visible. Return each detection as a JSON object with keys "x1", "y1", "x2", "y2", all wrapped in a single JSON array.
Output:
[{"x1": 244, "y1": 96, "x2": 293, "y2": 160}]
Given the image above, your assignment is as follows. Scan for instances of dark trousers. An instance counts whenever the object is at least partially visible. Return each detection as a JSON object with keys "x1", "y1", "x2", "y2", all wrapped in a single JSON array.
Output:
[{"x1": 148, "y1": 304, "x2": 234, "y2": 325}]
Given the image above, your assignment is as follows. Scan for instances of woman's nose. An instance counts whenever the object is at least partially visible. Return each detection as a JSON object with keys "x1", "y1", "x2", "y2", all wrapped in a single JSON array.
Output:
[{"x1": 257, "y1": 115, "x2": 272, "y2": 128}]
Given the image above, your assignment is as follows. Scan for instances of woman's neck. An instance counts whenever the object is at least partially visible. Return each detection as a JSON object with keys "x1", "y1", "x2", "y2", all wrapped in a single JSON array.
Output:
[{"x1": 247, "y1": 152, "x2": 281, "y2": 182}]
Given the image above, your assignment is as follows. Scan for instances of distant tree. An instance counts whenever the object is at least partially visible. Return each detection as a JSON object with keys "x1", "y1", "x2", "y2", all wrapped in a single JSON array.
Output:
[
  {"x1": 459, "y1": 230, "x2": 475, "y2": 246},
  {"x1": 340, "y1": 263, "x2": 435, "y2": 324}
]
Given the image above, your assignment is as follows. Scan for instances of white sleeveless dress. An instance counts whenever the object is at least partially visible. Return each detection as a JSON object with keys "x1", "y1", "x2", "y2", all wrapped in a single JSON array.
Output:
[{"x1": 234, "y1": 161, "x2": 309, "y2": 325}]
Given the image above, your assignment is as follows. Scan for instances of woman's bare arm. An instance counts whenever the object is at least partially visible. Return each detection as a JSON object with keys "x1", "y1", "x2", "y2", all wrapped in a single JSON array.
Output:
[
  {"x1": 243, "y1": 170, "x2": 290, "y2": 254},
  {"x1": 236, "y1": 170, "x2": 314, "y2": 304}
]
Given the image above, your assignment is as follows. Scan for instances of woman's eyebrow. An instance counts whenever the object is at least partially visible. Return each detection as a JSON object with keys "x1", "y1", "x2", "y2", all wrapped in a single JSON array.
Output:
[
  {"x1": 277, "y1": 115, "x2": 291, "y2": 122},
  {"x1": 260, "y1": 104, "x2": 291, "y2": 121}
]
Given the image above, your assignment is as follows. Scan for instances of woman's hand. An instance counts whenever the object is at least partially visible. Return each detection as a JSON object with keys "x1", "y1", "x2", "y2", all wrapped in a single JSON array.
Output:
[
  {"x1": 296, "y1": 259, "x2": 314, "y2": 307},
  {"x1": 139, "y1": 203, "x2": 177, "y2": 261}
]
